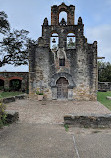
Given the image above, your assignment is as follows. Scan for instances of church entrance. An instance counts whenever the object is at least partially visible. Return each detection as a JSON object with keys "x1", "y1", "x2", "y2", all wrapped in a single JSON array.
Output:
[{"x1": 56, "y1": 77, "x2": 69, "y2": 99}]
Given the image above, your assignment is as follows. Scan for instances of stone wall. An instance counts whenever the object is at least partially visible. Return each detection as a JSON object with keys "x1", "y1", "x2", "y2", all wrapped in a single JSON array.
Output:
[
  {"x1": 29, "y1": 3, "x2": 98, "y2": 101},
  {"x1": 51, "y1": 3, "x2": 75, "y2": 25},
  {"x1": 64, "y1": 114, "x2": 111, "y2": 128},
  {"x1": 0, "y1": 72, "x2": 29, "y2": 92},
  {"x1": 98, "y1": 82, "x2": 111, "y2": 91}
]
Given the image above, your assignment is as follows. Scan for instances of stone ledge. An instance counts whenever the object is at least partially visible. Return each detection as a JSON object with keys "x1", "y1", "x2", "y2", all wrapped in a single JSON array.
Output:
[
  {"x1": 0, "y1": 94, "x2": 28, "y2": 104},
  {"x1": 2, "y1": 97, "x2": 15, "y2": 103},
  {"x1": 15, "y1": 94, "x2": 27, "y2": 100},
  {"x1": 64, "y1": 113, "x2": 111, "y2": 128},
  {"x1": 106, "y1": 96, "x2": 111, "y2": 100},
  {"x1": 5, "y1": 110, "x2": 19, "y2": 124}
]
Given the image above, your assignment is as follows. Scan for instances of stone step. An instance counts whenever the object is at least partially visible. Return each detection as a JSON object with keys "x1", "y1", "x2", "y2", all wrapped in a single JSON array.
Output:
[
  {"x1": 0, "y1": 94, "x2": 27, "y2": 104},
  {"x1": 5, "y1": 110, "x2": 19, "y2": 124},
  {"x1": 64, "y1": 113, "x2": 111, "y2": 128},
  {"x1": 106, "y1": 96, "x2": 111, "y2": 100}
]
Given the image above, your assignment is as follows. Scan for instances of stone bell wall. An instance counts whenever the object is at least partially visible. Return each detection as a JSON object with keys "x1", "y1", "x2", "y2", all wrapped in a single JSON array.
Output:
[
  {"x1": 98, "y1": 82, "x2": 111, "y2": 91},
  {"x1": 29, "y1": 2, "x2": 98, "y2": 101}
]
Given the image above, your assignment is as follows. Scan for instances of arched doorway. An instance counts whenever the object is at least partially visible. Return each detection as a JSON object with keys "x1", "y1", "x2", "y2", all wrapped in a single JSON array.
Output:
[
  {"x1": 56, "y1": 77, "x2": 69, "y2": 99},
  {"x1": 10, "y1": 79, "x2": 22, "y2": 91},
  {"x1": 0, "y1": 79, "x2": 4, "y2": 90}
]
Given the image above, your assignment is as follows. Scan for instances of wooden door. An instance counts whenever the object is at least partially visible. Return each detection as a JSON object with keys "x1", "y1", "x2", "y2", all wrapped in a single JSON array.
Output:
[{"x1": 56, "y1": 77, "x2": 68, "y2": 99}]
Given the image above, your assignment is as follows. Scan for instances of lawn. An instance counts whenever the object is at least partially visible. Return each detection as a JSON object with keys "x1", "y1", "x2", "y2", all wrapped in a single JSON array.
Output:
[
  {"x1": 0, "y1": 91, "x2": 24, "y2": 99},
  {"x1": 97, "y1": 91, "x2": 111, "y2": 110}
]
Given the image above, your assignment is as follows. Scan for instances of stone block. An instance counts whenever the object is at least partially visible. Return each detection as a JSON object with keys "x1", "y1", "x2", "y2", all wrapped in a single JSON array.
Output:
[
  {"x1": 15, "y1": 94, "x2": 27, "y2": 100},
  {"x1": 3, "y1": 97, "x2": 15, "y2": 104},
  {"x1": 106, "y1": 96, "x2": 111, "y2": 100},
  {"x1": 64, "y1": 113, "x2": 111, "y2": 128},
  {"x1": 5, "y1": 110, "x2": 19, "y2": 124}
]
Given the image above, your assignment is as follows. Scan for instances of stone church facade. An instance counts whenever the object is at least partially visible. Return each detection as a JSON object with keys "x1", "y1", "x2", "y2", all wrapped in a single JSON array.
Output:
[{"x1": 29, "y1": 3, "x2": 98, "y2": 100}]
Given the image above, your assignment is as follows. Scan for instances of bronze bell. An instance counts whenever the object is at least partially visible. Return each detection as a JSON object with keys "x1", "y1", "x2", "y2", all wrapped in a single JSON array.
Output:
[{"x1": 52, "y1": 38, "x2": 56, "y2": 43}]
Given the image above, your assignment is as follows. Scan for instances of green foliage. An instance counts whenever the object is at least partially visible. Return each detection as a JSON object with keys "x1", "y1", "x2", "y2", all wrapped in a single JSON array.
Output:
[
  {"x1": 1, "y1": 112, "x2": 7, "y2": 124},
  {"x1": 64, "y1": 124, "x2": 69, "y2": 132},
  {"x1": 0, "y1": 29, "x2": 30, "y2": 67},
  {"x1": 36, "y1": 90, "x2": 43, "y2": 95},
  {"x1": 0, "y1": 101, "x2": 7, "y2": 128},
  {"x1": 11, "y1": 80, "x2": 20, "y2": 90},
  {"x1": 0, "y1": 120, "x2": 3, "y2": 128},
  {"x1": 67, "y1": 41, "x2": 75, "y2": 48},
  {"x1": 97, "y1": 91, "x2": 111, "y2": 110},
  {"x1": 67, "y1": 37, "x2": 75, "y2": 49},
  {"x1": 0, "y1": 11, "x2": 36, "y2": 67},
  {"x1": 98, "y1": 61, "x2": 111, "y2": 82},
  {"x1": 4, "y1": 87, "x2": 10, "y2": 92},
  {"x1": 0, "y1": 86, "x2": 4, "y2": 90},
  {"x1": 0, "y1": 11, "x2": 10, "y2": 34},
  {"x1": 0, "y1": 92, "x2": 24, "y2": 98}
]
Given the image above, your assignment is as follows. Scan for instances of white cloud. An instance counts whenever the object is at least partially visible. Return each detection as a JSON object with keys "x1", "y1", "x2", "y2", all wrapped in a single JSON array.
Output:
[{"x1": 85, "y1": 25, "x2": 111, "y2": 62}]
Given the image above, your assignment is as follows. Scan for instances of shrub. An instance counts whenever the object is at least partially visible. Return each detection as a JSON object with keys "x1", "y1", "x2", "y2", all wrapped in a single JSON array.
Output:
[
  {"x1": 0, "y1": 101, "x2": 7, "y2": 128},
  {"x1": 4, "y1": 87, "x2": 10, "y2": 92},
  {"x1": 36, "y1": 90, "x2": 43, "y2": 95},
  {"x1": 0, "y1": 86, "x2": 4, "y2": 91}
]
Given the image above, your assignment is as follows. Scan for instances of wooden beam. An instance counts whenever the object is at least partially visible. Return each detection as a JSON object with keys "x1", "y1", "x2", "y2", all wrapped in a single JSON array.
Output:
[{"x1": 97, "y1": 57, "x2": 105, "y2": 59}]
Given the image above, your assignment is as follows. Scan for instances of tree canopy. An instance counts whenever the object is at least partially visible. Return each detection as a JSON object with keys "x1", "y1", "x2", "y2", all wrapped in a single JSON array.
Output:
[
  {"x1": 0, "y1": 11, "x2": 10, "y2": 34},
  {"x1": 98, "y1": 61, "x2": 111, "y2": 82},
  {"x1": 0, "y1": 11, "x2": 35, "y2": 67}
]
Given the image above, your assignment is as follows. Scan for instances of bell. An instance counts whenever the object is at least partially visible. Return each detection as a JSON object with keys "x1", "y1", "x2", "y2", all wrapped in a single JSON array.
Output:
[{"x1": 52, "y1": 38, "x2": 56, "y2": 43}]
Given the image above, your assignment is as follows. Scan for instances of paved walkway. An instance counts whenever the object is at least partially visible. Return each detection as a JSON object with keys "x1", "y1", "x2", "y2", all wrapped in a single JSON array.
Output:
[
  {"x1": 0, "y1": 99, "x2": 111, "y2": 158},
  {"x1": 0, "y1": 123, "x2": 111, "y2": 158},
  {"x1": 7, "y1": 99, "x2": 110, "y2": 124}
]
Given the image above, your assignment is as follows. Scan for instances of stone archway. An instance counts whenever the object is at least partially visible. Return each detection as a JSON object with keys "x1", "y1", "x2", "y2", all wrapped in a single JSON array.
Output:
[
  {"x1": 9, "y1": 79, "x2": 22, "y2": 91},
  {"x1": 50, "y1": 72, "x2": 75, "y2": 100},
  {"x1": 56, "y1": 77, "x2": 69, "y2": 99},
  {"x1": 0, "y1": 79, "x2": 4, "y2": 90}
]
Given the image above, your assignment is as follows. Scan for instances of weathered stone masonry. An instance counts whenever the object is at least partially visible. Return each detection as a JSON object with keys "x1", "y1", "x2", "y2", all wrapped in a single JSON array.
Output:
[
  {"x1": 29, "y1": 3, "x2": 98, "y2": 100},
  {"x1": 0, "y1": 72, "x2": 29, "y2": 92}
]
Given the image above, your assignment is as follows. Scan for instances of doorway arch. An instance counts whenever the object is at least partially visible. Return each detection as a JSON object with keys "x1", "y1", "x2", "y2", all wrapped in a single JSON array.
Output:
[
  {"x1": 56, "y1": 77, "x2": 69, "y2": 99},
  {"x1": 9, "y1": 79, "x2": 22, "y2": 91},
  {"x1": 0, "y1": 79, "x2": 4, "y2": 90}
]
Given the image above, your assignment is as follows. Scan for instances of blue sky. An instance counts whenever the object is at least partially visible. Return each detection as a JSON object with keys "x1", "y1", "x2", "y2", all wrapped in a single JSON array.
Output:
[{"x1": 0, "y1": 0, "x2": 111, "y2": 72}]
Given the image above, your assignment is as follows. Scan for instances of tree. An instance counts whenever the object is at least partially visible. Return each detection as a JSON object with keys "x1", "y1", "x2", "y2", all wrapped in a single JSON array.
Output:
[
  {"x1": 98, "y1": 61, "x2": 111, "y2": 82},
  {"x1": 0, "y1": 11, "x2": 35, "y2": 67},
  {"x1": 0, "y1": 29, "x2": 30, "y2": 67},
  {"x1": 67, "y1": 38, "x2": 75, "y2": 49},
  {"x1": 0, "y1": 11, "x2": 10, "y2": 34}
]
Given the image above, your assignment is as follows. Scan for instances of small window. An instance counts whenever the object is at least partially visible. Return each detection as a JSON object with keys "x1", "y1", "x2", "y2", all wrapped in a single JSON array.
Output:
[{"x1": 59, "y1": 59, "x2": 65, "y2": 66}]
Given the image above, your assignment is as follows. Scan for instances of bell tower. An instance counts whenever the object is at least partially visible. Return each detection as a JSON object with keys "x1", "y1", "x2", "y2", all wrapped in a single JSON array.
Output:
[
  {"x1": 29, "y1": 2, "x2": 98, "y2": 101},
  {"x1": 51, "y1": 3, "x2": 75, "y2": 25}
]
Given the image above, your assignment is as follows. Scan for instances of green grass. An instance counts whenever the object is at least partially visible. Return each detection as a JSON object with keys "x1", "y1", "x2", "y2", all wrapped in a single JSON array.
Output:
[
  {"x1": 64, "y1": 124, "x2": 69, "y2": 132},
  {"x1": 97, "y1": 91, "x2": 111, "y2": 110},
  {"x1": 0, "y1": 92, "x2": 24, "y2": 99}
]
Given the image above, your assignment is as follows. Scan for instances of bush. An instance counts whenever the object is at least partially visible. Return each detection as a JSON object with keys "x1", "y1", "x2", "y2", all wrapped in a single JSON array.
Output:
[
  {"x1": 0, "y1": 86, "x2": 4, "y2": 91},
  {"x1": 4, "y1": 87, "x2": 10, "y2": 92},
  {"x1": 0, "y1": 101, "x2": 7, "y2": 128}
]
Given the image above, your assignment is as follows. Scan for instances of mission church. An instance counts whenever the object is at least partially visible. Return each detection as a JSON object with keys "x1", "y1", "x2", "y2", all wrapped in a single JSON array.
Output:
[{"x1": 29, "y1": 2, "x2": 98, "y2": 100}]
